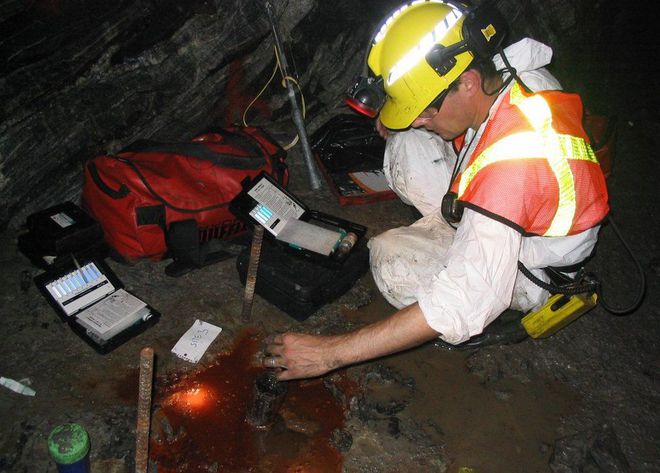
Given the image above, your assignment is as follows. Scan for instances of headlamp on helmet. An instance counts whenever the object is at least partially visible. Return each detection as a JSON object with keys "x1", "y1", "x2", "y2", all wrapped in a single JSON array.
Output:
[{"x1": 345, "y1": 76, "x2": 386, "y2": 118}]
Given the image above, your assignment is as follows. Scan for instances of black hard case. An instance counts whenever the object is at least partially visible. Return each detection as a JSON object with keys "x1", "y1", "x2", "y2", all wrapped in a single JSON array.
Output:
[
  {"x1": 236, "y1": 234, "x2": 369, "y2": 320},
  {"x1": 17, "y1": 201, "x2": 108, "y2": 271},
  {"x1": 231, "y1": 172, "x2": 370, "y2": 320}
]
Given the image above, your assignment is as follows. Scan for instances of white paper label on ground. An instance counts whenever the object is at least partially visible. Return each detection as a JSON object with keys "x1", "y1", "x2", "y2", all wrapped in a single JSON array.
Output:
[{"x1": 171, "y1": 320, "x2": 222, "y2": 363}]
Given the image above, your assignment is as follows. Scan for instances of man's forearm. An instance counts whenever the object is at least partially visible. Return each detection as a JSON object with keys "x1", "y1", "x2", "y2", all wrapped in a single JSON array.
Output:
[
  {"x1": 265, "y1": 303, "x2": 440, "y2": 380},
  {"x1": 329, "y1": 302, "x2": 440, "y2": 367}
]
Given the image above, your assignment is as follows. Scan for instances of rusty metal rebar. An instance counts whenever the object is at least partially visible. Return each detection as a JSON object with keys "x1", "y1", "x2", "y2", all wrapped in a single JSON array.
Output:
[
  {"x1": 241, "y1": 225, "x2": 264, "y2": 321},
  {"x1": 135, "y1": 347, "x2": 154, "y2": 473}
]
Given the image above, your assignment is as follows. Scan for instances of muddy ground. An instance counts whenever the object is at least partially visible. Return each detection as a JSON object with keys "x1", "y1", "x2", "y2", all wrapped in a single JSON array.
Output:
[{"x1": 1, "y1": 96, "x2": 659, "y2": 472}]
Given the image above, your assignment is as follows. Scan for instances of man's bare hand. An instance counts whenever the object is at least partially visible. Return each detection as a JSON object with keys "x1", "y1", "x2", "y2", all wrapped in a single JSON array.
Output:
[{"x1": 263, "y1": 333, "x2": 342, "y2": 381}]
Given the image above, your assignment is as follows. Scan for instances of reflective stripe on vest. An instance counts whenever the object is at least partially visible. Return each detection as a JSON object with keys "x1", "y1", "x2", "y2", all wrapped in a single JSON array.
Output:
[{"x1": 457, "y1": 83, "x2": 599, "y2": 236}]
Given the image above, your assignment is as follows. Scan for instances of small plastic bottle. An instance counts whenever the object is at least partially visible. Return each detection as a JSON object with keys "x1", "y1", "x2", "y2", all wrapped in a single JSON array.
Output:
[
  {"x1": 335, "y1": 232, "x2": 358, "y2": 259},
  {"x1": 48, "y1": 423, "x2": 91, "y2": 473}
]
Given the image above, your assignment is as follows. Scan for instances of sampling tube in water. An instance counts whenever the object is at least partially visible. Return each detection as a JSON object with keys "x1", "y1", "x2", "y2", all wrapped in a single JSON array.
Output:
[{"x1": 246, "y1": 371, "x2": 288, "y2": 428}]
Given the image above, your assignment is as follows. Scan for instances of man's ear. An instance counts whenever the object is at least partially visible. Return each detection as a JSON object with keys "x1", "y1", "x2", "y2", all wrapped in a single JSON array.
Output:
[
  {"x1": 411, "y1": 117, "x2": 430, "y2": 128},
  {"x1": 458, "y1": 69, "x2": 481, "y2": 97},
  {"x1": 411, "y1": 107, "x2": 438, "y2": 128}
]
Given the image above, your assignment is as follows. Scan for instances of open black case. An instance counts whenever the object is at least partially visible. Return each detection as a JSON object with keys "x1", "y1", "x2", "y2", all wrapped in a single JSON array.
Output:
[
  {"x1": 33, "y1": 256, "x2": 160, "y2": 353},
  {"x1": 311, "y1": 114, "x2": 396, "y2": 206},
  {"x1": 230, "y1": 172, "x2": 368, "y2": 267},
  {"x1": 19, "y1": 202, "x2": 159, "y2": 354},
  {"x1": 230, "y1": 172, "x2": 370, "y2": 320}
]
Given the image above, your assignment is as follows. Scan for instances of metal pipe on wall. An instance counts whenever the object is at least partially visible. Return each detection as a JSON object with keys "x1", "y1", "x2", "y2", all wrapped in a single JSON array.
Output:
[{"x1": 264, "y1": 0, "x2": 323, "y2": 190}]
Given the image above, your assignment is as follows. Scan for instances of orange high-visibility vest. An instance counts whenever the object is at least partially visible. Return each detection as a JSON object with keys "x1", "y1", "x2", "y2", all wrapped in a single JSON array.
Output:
[{"x1": 450, "y1": 83, "x2": 609, "y2": 236}]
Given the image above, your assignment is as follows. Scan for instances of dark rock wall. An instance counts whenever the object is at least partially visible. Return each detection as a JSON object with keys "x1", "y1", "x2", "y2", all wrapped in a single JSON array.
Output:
[
  {"x1": 0, "y1": 0, "x2": 626, "y2": 230},
  {"x1": 0, "y1": 0, "x2": 303, "y2": 228}
]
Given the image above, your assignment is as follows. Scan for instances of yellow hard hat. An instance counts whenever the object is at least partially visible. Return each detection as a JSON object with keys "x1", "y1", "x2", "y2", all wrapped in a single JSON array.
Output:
[{"x1": 368, "y1": 1, "x2": 473, "y2": 129}]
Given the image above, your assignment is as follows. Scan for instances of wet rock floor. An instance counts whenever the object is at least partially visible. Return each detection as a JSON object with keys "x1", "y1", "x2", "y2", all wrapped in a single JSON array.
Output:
[{"x1": 1, "y1": 118, "x2": 659, "y2": 472}]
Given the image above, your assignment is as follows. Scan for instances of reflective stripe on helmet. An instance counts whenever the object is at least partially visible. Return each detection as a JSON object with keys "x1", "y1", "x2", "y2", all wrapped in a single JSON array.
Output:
[
  {"x1": 386, "y1": 8, "x2": 463, "y2": 86},
  {"x1": 457, "y1": 83, "x2": 599, "y2": 236},
  {"x1": 374, "y1": 0, "x2": 451, "y2": 45}
]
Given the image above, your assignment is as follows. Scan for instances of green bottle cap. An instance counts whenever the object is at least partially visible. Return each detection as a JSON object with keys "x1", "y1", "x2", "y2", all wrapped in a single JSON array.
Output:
[{"x1": 48, "y1": 423, "x2": 90, "y2": 465}]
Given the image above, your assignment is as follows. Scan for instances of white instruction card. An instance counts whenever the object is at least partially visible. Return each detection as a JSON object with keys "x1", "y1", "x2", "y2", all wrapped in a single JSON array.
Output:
[
  {"x1": 348, "y1": 170, "x2": 391, "y2": 192},
  {"x1": 75, "y1": 288, "x2": 148, "y2": 340},
  {"x1": 171, "y1": 320, "x2": 222, "y2": 363},
  {"x1": 247, "y1": 177, "x2": 305, "y2": 236}
]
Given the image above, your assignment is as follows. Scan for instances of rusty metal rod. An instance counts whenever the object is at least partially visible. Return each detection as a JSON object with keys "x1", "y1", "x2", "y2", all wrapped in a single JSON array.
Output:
[
  {"x1": 242, "y1": 225, "x2": 265, "y2": 321},
  {"x1": 135, "y1": 347, "x2": 154, "y2": 473}
]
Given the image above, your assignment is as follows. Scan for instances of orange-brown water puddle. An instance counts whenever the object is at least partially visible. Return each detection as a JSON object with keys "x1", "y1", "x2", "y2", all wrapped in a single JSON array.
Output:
[{"x1": 149, "y1": 329, "x2": 353, "y2": 473}]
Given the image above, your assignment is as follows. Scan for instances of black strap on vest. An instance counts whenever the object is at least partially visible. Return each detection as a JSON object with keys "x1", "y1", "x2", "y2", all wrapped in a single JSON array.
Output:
[
  {"x1": 517, "y1": 261, "x2": 597, "y2": 296},
  {"x1": 518, "y1": 216, "x2": 646, "y2": 315}
]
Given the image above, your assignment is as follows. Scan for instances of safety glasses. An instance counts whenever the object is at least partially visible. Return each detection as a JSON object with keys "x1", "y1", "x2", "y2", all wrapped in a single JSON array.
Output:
[{"x1": 428, "y1": 87, "x2": 450, "y2": 111}]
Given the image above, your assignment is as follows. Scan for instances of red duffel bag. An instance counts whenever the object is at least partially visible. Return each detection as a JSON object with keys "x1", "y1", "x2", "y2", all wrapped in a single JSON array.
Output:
[{"x1": 82, "y1": 126, "x2": 287, "y2": 267}]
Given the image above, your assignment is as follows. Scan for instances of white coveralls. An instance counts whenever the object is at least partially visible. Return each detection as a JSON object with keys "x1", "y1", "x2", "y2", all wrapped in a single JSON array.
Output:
[{"x1": 368, "y1": 38, "x2": 600, "y2": 345}]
